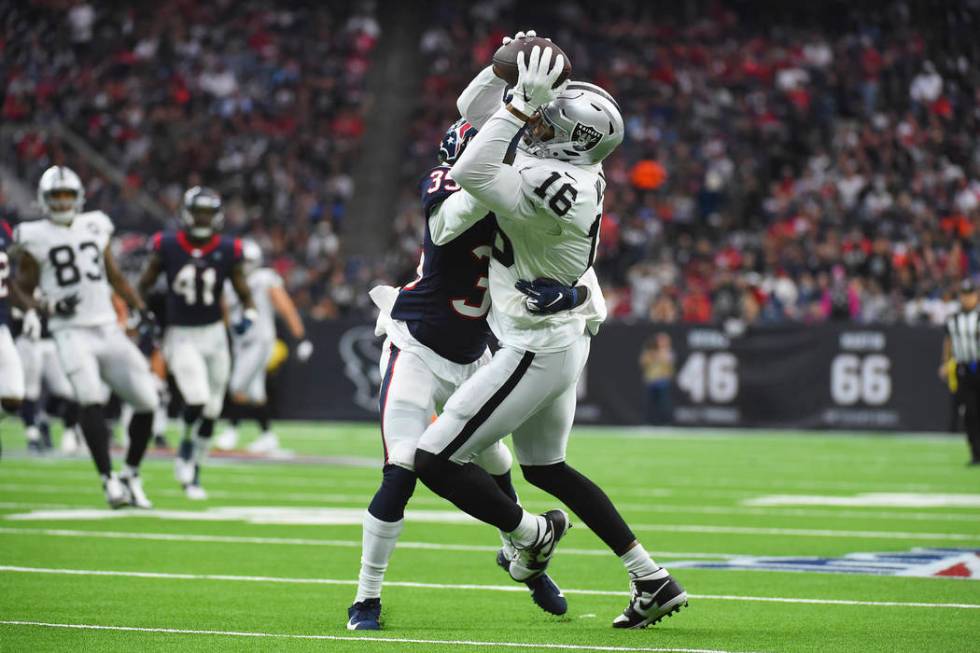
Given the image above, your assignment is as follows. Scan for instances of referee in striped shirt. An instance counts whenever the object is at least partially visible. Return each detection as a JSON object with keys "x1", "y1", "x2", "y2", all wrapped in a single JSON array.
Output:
[{"x1": 941, "y1": 280, "x2": 980, "y2": 465}]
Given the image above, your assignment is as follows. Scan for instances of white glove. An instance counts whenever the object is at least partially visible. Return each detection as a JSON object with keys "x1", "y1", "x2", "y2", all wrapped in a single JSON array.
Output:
[
  {"x1": 21, "y1": 309, "x2": 42, "y2": 341},
  {"x1": 296, "y1": 339, "x2": 314, "y2": 363},
  {"x1": 501, "y1": 29, "x2": 536, "y2": 46},
  {"x1": 509, "y1": 45, "x2": 565, "y2": 115}
]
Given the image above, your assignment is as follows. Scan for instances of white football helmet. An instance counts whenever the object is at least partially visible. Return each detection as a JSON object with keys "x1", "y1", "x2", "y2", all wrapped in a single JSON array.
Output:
[
  {"x1": 241, "y1": 239, "x2": 262, "y2": 275},
  {"x1": 181, "y1": 186, "x2": 223, "y2": 239},
  {"x1": 521, "y1": 81, "x2": 624, "y2": 165},
  {"x1": 37, "y1": 165, "x2": 85, "y2": 224}
]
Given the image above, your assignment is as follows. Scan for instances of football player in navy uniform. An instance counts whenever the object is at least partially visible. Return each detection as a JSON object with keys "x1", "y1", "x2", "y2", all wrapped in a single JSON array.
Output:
[
  {"x1": 138, "y1": 186, "x2": 256, "y2": 500},
  {"x1": 0, "y1": 218, "x2": 30, "y2": 430},
  {"x1": 346, "y1": 119, "x2": 585, "y2": 630}
]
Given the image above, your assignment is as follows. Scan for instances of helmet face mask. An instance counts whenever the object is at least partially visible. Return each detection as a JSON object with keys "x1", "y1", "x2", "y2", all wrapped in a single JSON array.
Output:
[
  {"x1": 37, "y1": 166, "x2": 85, "y2": 224},
  {"x1": 181, "y1": 186, "x2": 223, "y2": 239},
  {"x1": 519, "y1": 82, "x2": 624, "y2": 165}
]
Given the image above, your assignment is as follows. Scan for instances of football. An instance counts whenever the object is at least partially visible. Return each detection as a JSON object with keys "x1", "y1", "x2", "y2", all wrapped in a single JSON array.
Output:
[{"x1": 492, "y1": 36, "x2": 571, "y2": 88}]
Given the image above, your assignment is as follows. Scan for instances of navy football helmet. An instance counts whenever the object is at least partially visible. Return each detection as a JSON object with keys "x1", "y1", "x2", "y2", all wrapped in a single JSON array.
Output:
[{"x1": 438, "y1": 118, "x2": 478, "y2": 165}]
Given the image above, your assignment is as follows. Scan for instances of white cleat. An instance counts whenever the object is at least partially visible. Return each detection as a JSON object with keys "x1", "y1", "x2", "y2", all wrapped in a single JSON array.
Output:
[
  {"x1": 103, "y1": 474, "x2": 131, "y2": 510},
  {"x1": 119, "y1": 472, "x2": 153, "y2": 509},
  {"x1": 247, "y1": 431, "x2": 280, "y2": 454},
  {"x1": 214, "y1": 427, "x2": 239, "y2": 451},
  {"x1": 174, "y1": 456, "x2": 196, "y2": 486},
  {"x1": 184, "y1": 484, "x2": 208, "y2": 500}
]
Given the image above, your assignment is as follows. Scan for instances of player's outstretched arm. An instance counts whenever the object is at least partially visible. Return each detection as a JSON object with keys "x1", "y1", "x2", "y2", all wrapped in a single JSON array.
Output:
[
  {"x1": 9, "y1": 251, "x2": 40, "y2": 311},
  {"x1": 457, "y1": 66, "x2": 508, "y2": 130},
  {"x1": 105, "y1": 246, "x2": 146, "y2": 312},
  {"x1": 452, "y1": 45, "x2": 564, "y2": 219},
  {"x1": 270, "y1": 285, "x2": 304, "y2": 340},
  {"x1": 429, "y1": 189, "x2": 491, "y2": 246},
  {"x1": 137, "y1": 251, "x2": 162, "y2": 301}
]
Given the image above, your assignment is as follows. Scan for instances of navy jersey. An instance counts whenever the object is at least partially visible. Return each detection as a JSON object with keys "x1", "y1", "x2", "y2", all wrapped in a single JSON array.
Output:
[
  {"x1": 0, "y1": 220, "x2": 13, "y2": 327},
  {"x1": 391, "y1": 166, "x2": 497, "y2": 364},
  {"x1": 153, "y1": 230, "x2": 242, "y2": 327}
]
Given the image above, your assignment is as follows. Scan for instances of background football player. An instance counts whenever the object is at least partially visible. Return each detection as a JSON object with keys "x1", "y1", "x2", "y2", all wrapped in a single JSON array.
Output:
[
  {"x1": 0, "y1": 217, "x2": 29, "y2": 442},
  {"x1": 216, "y1": 239, "x2": 312, "y2": 454},
  {"x1": 138, "y1": 186, "x2": 255, "y2": 499},
  {"x1": 413, "y1": 34, "x2": 688, "y2": 629},
  {"x1": 12, "y1": 166, "x2": 159, "y2": 508},
  {"x1": 346, "y1": 119, "x2": 584, "y2": 630},
  {"x1": 12, "y1": 301, "x2": 81, "y2": 453}
]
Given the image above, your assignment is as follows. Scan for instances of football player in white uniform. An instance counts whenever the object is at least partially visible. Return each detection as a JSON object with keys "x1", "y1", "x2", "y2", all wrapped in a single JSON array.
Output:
[
  {"x1": 413, "y1": 35, "x2": 688, "y2": 628},
  {"x1": 216, "y1": 240, "x2": 312, "y2": 453},
  {"x1": 13, "y1": 302, "x2": 82, "y2": 453},
  {"x1": 12, "y1": 166, "x2": 159, "y2": 508}
]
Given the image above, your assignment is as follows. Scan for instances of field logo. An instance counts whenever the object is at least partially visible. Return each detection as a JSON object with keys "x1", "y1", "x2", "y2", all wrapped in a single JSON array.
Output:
[{"x1": 670, "y1": 548, "x2": 980, "y2": 580}]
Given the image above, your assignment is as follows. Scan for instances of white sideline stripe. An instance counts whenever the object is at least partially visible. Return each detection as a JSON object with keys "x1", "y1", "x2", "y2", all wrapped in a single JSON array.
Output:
[
  {"x1": 3, "y1": 566, "x2": 979, "y2": 610},
  {"x1": 631, "y1": 524, "x2": 980, "y2": 542},
  {"x1": 0, "y1": 527, "x2": 737, "y2": 559},
  {"x1": 0, "y1": 621, "x2": 754, "y2": 653}
]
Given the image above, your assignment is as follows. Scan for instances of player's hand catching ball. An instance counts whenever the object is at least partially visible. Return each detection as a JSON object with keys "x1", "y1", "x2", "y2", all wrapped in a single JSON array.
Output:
[{"x1": 508, "y1": 45, "x2": 565, "y2": 116}]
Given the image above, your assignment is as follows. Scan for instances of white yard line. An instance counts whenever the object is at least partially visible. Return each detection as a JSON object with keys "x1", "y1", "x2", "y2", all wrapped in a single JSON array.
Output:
[
  {"x1": 0, "y1": 526, "x2": 739, "y2": 559},
  {"x1": 631, "y1": 524, "x2": 980, "y2": 542},
  {"x1": 2, "y1": 566, "x2": 978, "y2": 610},
  {"x1": 0, "y1": 620, "x2": 758, "y2": 653}
]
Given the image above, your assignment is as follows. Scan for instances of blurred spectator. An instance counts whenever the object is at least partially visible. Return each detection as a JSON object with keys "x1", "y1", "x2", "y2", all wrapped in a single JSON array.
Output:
[{"x1": 639, "y1": 333, "x2": 675, "y2": 425}]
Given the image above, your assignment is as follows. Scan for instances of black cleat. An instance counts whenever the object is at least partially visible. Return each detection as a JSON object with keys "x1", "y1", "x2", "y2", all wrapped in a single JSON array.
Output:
[
  {"x1": 346, "y1": 598, "x2": 381, "y2": 630},
  {"x1": 509, "y1": 509, "x2": 571, "y2": 582},
  {"x1": 612, "y1": 570, "x2": 688, "y2": 629},
  {"x1": 497, "y1": 548, "x2": 567, "y2": 615}
]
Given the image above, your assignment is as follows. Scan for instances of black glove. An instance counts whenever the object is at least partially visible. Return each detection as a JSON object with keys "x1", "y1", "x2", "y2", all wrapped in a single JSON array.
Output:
[
  {"x1": 136, "y1": 309, "x2": 161, "y2": 340},
  {"x1": 45, "y1": 293, "x2": 81, "y2": 317},
  {"x1": 514, "y1": 278, "x2": 588, "y2": 314}
]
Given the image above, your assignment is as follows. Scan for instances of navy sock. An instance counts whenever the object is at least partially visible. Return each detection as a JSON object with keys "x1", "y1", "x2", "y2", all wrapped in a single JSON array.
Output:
[{"x1": 20, "y1": 399, "x2": 38, "y2": 428}]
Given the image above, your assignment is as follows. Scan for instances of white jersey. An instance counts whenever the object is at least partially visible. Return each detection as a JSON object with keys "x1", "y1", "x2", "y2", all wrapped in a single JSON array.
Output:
[
  {"x1": 13, "y1": 212, "x2": 117, "y2": 332},
  {"x1": 445, "y1": 84, "x2": 608, "y2": 352},
  {"x1": 225, "y1": 267, "x2": 281, "y2": 342}
]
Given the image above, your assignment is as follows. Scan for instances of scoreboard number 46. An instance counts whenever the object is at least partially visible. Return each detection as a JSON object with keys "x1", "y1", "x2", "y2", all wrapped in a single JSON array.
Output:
[{"x1": 677, "y1": 352, "x2": 738, "y2": 403}]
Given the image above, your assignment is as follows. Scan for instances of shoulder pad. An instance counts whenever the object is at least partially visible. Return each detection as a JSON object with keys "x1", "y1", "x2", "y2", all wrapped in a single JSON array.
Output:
[{"x1": 77, "y1": 210, "x2": 115, "y2": 235}]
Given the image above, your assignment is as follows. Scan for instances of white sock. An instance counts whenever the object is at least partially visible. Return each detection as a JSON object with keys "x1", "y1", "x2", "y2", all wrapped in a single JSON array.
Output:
[
  {"x1": 192, "y1": 436, "x2": 210, "y2": 465},
  {"x1": 123, "y1": 464, "x2": 139, "y2": 478},
  {"x1": 355, "y1": 511, "x2": 404, "y2": 603},
  {"x1": 507, "y1": 511, "x2": 546, "y2": 549},
  {"x1": 621, "y1": 543, "x2": 663, "y2": 580}
]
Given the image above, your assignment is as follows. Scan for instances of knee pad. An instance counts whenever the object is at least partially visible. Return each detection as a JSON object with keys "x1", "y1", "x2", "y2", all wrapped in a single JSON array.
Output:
[
  {"x1": 368, "y1": 464, "x2": 418, "y2": 522},
  {"x1": 473, "y1": 441, "x2": 513, "y2": 477},
  {"x1": 414, "y1": 449, "x2": 449, "y2": 486},
  {"x1": 1, "y1": 398, "x2": 23, "y2": 414}
]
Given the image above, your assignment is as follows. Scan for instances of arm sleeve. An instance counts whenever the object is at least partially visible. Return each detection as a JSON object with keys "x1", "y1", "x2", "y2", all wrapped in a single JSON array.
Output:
[
  {"x1": 449, "y1": 106, "x2": 534, "y2": 220},
  {"x1": 429, "y1": 190, "x2": 491, "y2": 246},
  {"x1": 457, "y1": 66, "x2": 509, "y2": 129}
]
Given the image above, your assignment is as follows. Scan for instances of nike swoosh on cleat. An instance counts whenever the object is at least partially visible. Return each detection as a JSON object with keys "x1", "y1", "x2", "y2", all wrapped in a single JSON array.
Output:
[{"x1": 637, "y1": 580, "x2": 671, "y2": 611}]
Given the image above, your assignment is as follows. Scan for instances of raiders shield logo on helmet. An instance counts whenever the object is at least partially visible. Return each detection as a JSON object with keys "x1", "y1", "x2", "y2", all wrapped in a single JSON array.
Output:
[{"x1": 571, "y1": 122, "x2": 603, "y2": 152}]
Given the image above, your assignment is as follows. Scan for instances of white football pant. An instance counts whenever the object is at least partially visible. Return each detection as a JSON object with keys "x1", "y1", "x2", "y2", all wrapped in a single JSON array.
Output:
[
  {"x1": 52, "y1": 323, "x2": 158, "y2": 410},
  {"x1": 417, "y1": 335, "x2": 589, "y2": 467},
  {"x1": 17, "y1": 337, "x2": 74, "y2": 400},
  {"x1": 0, "y1": 325, "x2": 25, "y2": 402},
  {"x1": 228, "y1": 336, "x2": 273, "y2": 404},
  {"x1": 163, "y1": 322, "x2": 230, "y2": 419},
  {"x1": 378, "y1": 337, "x2": 512, "y2": 474}
]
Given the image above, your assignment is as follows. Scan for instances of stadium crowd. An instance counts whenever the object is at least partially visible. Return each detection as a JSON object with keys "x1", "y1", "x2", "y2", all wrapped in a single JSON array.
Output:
[
  {"x1": 2, "y1": 0, "x2": 378, "y2": 317},
  {"x1": 396, "y1": 0, "x2": 980, "y2": 326},
  {"x1": 4, "y1": 0, "x2": 980, "y2": 325}
]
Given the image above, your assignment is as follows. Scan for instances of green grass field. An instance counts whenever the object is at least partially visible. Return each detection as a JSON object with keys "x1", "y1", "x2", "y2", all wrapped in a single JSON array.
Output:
[{"x1": 1, "y1": 421, "x2": 978, "y2": 652}]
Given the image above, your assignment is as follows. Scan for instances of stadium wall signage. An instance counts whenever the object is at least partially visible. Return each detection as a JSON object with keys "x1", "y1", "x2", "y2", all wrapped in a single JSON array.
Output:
[{"x1": 275, "y1": 321, "x2": 949, "y2": 432}]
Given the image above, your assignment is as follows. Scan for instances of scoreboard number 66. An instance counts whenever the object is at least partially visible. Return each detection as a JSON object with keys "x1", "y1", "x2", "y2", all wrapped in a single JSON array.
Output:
[{"x1": 830, "y1": 354, "x2": 891, "y2": 406}]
